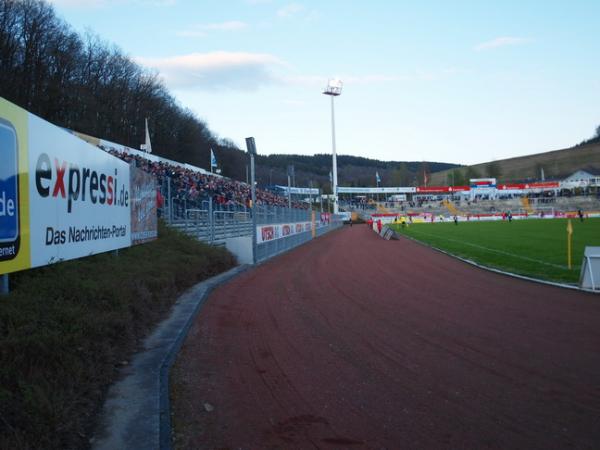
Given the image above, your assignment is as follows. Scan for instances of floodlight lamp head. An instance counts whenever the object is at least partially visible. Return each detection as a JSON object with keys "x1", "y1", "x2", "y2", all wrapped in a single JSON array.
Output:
[
  {"x1": 245, "y1": 137, "x2": 257, "y2": 155},
  {"x1": 323, "y1": 78, "x2": 343, "y2": 96}
]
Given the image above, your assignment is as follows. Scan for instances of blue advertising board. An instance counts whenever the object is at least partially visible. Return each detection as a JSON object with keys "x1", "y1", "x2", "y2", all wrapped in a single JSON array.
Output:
[{"x1": 0, "y1": 119, "x2": 19, "y2": 260}]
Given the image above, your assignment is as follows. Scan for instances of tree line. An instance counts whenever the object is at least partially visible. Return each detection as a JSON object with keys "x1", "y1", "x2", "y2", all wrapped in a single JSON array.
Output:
[
  {"x1": 576, "y1": 125, "x2": 600, "y2": 147},
  {"x1": 0, "y1": 0, "x2": 245, "y2": 174},
  {"x1": 257, "y1": 154, "x2": 459, "y2": 191},
  {"x1": 0, "y1": 0, "x2": 461, "y2": 190}
]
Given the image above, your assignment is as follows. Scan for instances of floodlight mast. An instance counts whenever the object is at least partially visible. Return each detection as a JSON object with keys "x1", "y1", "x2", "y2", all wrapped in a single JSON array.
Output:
[
  {"x1": 245, "y1": 137, "x2": 257, "y2": 264},
  {"x1": 323, "y1": 78, "x2": 342, "y2": 214}
]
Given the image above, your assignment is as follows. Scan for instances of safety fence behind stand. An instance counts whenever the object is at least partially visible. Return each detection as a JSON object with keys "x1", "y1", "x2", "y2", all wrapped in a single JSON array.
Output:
[
  {"x1": 256, "y1": 229, "x2": 313, "y2": 263},
  {"x1": 167, "y1": 205, "x2": 253, "y2": 244},
  {"x1": 162, "y1": 194, "x2": 344, "y2": 262},
  {"x1": 255, "y1": 205, "x2": 312, "y2": 225},
  {"x1": 255, "y1": 206, "x2": 343, "y2": 263},
  {"x1": 255, "y1": 219, "x2": 343, "y2": 263}
]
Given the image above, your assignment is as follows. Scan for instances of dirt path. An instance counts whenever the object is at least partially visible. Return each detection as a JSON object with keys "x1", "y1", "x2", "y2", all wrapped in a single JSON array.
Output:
[{"x1": 171, "y1": 225, "x2": 600, "y2": 449}]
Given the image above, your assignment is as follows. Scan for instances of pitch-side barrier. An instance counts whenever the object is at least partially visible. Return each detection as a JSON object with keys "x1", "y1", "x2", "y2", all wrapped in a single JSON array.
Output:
[{"x1": 168, "y1": 204, "x2": 344, "y2": 264}]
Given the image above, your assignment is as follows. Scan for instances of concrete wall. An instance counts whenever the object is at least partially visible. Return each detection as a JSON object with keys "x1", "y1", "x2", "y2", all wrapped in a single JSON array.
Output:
[{"x1": 224, "y1": 236, "x2": 253, "y2": 265}]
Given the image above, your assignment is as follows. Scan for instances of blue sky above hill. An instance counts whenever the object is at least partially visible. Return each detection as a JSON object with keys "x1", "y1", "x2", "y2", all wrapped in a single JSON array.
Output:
[{"x1": 48, "y1": 0, "x2": 600, "y2": 165}]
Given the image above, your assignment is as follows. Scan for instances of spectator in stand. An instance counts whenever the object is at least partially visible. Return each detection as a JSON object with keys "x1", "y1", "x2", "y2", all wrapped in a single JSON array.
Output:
[
  {"x1": 156, "y1": 189, "x2": 164, "y2": 217},
  {"x1": 105, "y1": 148, "x2": 308, "y2": 210}
]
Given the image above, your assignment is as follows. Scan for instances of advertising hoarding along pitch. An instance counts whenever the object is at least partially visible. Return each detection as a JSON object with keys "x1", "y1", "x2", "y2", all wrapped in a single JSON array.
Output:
[
  {"x1": 0, "y1": 97, "x2": 139, "y2": 275},
  {"x1": 0, "y1": 100, "x2": 30, "y2": 274},
  {"x1": 337, "y1": 187, "x2": 416, "y2": 194},
  {"x1": 257, "y1": 222, "x2": 313, "y2": 244},
  {"x1": 416, "y1": 186, "x2": 451, "y2": 193},
  {"x1": 275, "y1": 185, "x2": 320, "y2": 195},
  {"x1": 130, "y1": 165, "x2": 158, "y2": 245},
  {"x1": 28, "y1": 114, "x2": 131, "y2": 268}
]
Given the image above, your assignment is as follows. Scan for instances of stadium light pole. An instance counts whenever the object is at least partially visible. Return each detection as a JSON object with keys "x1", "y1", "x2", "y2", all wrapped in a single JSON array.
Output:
[
  {"x1": 245, "y1": 137, "x2": 258, "y2": 265},
  {"x1": 323, "y1": 78, "x2": 342, "y2": 214}
]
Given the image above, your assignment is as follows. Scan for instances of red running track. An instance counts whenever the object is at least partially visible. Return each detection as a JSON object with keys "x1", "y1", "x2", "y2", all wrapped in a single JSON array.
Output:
[{"x1": 171, "y1": 225, "x2": 600, "y2": 449}]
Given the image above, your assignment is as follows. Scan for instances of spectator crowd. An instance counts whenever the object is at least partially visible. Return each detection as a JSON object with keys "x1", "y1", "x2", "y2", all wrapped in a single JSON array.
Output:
[{"x1": 107, "y1": 149, "x2": 308, "y2": 210}]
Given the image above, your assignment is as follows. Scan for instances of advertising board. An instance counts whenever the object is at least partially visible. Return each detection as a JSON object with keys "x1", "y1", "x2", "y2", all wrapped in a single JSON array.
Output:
[
  {"x1": 0, "y1": 97, "x2": 139, "y2": 275},
  {"x1": 28, "y1": 114, "x2": 131, "y2": 268},
  {"x1": 416, "y1": 186, "x2": 450, "y2": 193},
  {"x1": 257, "y1": 221, "x2": 312, "y2": 244},
  {"x1": 0, "y1": 100, "x2": 30, "y2": 274},
  {"x1": 130, "y1": 165, "x2": 158, "y2": 245},
  {"x1": 338, "y1": 186, "x2": 416, "y2": 194}
]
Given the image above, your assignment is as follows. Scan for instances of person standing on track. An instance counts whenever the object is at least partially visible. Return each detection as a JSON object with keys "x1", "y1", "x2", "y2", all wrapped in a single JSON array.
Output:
[{"x1": 377, "y1": 219, "x2": 382, "y2": 234}]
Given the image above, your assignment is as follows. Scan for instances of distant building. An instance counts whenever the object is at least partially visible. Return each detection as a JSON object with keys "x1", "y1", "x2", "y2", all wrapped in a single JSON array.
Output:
[{"x1": 561, "y1": 170, "x2": 600, "y2": 188}]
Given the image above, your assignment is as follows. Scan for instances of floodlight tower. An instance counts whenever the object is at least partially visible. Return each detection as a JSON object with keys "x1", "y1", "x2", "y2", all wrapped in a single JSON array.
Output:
[{"x1": 323, "y1": 78, "x2": 342, "y2": 214}]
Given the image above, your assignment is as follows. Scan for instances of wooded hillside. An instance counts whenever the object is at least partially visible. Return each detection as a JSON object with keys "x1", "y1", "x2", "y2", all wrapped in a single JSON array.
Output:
[
  {"x1": 429, "y1": 142, "x2": 600, "y2": 186},
  {"x1": 0, "y1": 0, "x2": 458, "y2": 191}
]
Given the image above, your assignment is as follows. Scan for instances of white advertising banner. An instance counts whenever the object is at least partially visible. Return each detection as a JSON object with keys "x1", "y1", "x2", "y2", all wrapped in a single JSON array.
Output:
[
  {"x1": 337, "y1": 186, "x2": 416, "y2": 194},
  {"x1": 28, "y1": 115, "x2": 131, "y2": 267},
  {"x1": 275, "y1": 185, "x2": 320, "y2": 195},
  {"x1": 0, "y1": 97, "x2": 134, "y2": 275},
  {"x1": 130, "y1": 166, "x2": 158, "y2": 245},
  {"x1": 257, "y1": 221, "x2": 312, "y2": 244}
]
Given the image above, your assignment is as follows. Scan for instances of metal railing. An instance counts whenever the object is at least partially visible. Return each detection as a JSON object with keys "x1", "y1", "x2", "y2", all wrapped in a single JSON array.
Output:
[
  {"x1": 255, "y1": 217, "x2": 343, "y2": 263},
  {"x1": 168, "y1": 203, "x2": 252, "y2": 244},
  {"x1": 254, "y1": 204, "x2": 312, "y2": 225},
  {"x1": 158, "y1": 176, "x2": 344, "y2": 261}
]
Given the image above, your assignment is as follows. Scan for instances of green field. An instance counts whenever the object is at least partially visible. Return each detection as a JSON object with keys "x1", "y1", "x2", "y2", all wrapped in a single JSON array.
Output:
[{"x1": 390, "y1": 218, "x2": 600, "y2": 284}]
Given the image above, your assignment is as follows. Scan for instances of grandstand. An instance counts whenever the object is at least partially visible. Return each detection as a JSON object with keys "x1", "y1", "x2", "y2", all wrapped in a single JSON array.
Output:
[
  {"x1": 382, "y1": 196, "x2": 600, "y2": 218},
  {"x1": 69, "y1": 127, "x2": 600, "y2": 238},
  {"x1": 66, "y1": 130, "x2": 322, "y2": 248},
  {"x1": 72, "y1": 128, "x2": 600, "y2": 231},
  {"x1": 71, "y1": 129, "x2": 309, "y2": 210},
  {"x1": 340, "y1": 175, "x2": 600, "y2": 223}
]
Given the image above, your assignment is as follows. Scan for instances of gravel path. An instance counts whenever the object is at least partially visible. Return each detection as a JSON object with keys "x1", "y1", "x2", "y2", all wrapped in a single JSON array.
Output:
[{"x1": 171, "y1": 225, "x2": 600, "y2": 449}]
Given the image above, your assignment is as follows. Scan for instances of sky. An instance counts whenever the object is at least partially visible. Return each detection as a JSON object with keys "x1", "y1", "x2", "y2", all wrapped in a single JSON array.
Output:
[{"x1": 48, "y1": 0, "x2": 600, "y2": 165}]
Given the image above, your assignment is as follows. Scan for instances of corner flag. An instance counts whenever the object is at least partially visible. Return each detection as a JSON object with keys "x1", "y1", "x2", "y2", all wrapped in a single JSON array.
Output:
[{"x1": 567, "y1": 219, "x2": 573, "y2": 269}]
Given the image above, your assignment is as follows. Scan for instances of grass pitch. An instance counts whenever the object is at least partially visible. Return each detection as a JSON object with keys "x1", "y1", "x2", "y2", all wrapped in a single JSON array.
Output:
[{"x1": 390, "y1": 218, "x2": 600, "y2": 284}]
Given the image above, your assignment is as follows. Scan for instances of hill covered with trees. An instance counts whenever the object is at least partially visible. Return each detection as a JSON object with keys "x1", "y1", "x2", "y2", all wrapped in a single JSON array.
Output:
[
  {"x1": 429, "y1": 140, "x2": 600, "y2": 187},
  {"x1": 256, "y1": 154, "x2": 458, "y2": 191},
  {"x1": 576, "y1": 125, "x2": 600, "y2": 147},
  {"x1": 0, "y1": 0, "x2": 459, "y2": 191}
]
